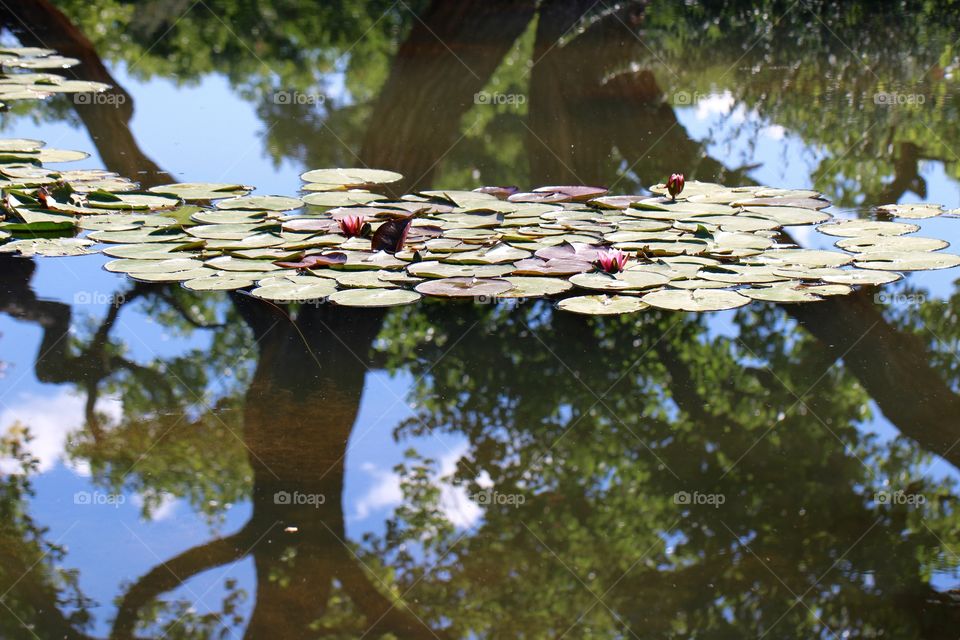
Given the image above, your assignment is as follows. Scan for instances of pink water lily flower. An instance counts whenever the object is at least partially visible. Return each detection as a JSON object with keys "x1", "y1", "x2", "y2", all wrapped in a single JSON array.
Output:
[
  {"x1": 338, "y1": 214, "x2": 366, "y2": 237},
  {"x1": 666, "y1": 173, "x2": 685, "y2": 200},
  {"x1": 595, "y1": 248, "x2": 628, "y2": 274}
]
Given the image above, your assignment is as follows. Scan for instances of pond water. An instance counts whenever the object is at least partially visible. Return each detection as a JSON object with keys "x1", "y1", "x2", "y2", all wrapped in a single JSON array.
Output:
[{"x1": 2, "y1": 1, "x2": 960, "y2": 638}]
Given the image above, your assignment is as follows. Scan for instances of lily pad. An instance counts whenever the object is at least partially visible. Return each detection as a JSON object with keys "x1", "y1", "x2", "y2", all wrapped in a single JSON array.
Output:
[
  {"x1": 0, "y1": 237, "x2": 93, "y2": 256},
  {"x1": 821, "y1": 270, "x2": 902, "y2": 286},
  {"x1": 328, "y1": 288, "x2": 421, "y2": 307},
  {"x1": 104, "y1": 258, "x2": 205, "y2": 274},
  {"x1": 569, "y1": 270, "x2": 670, "y2": 291},
  {"x1": 302, "y1": 191, "x2": 385, "y2": 207},
  {"x1": 641, "y1": 289, "x2": 750, "y2": 311},
  {"x1": 854, "y1": 251, "x2": 960, "y2": 271},
  {"x1": 876, "y1": 203, "x2": 943, "y2": 219},
  {"x1": 250, "y1": 279, "x2": 338, "y2": 302},
  {"x1": 816, "y1": 220, "x2": 919, "y2": 237},
  {"x1": 741, "y1": 285, "x2": 823, "y2": 303},
  {"x1": 148, "y1": 182, "x2": 251, "y2": 200},
  {"x1": 300, "y1": 168, "x2": 403, "y2": 187},
  {"x1": 414, "y1": 277, "x2": 513, "y2": 298},
  {"x1": 835, "y1": 235, "x2": 948, "y2": 253},
  {"x1": 498, "y1": 276, "x2": 573, "y2": 298},
  {"x1": 216, "y1": 195, "x2": 304, "y2": 211},
  {"x1": 182, "y1": 273, "x2": 258, "y2": 291},
  {"x1": 557, "y1": 295, "x2": 648, "y2": 315}
]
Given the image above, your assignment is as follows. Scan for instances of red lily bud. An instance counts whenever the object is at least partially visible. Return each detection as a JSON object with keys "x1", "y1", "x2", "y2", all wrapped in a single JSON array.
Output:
[{"x1": 666, "y1": 173, "x2": 685, "y2": 200}]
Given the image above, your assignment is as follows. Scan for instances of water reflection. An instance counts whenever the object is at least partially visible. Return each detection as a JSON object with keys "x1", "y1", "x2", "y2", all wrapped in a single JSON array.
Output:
[
  {"x1": 4, "y1": 251, "x2": 960, "y2": 637},
  {"x1": 2, "y1": 0, "x2": 960, "y2": 638}
]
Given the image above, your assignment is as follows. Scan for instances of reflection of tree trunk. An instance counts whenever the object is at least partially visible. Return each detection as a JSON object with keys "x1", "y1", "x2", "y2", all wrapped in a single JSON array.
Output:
[
  {"x1": 360, "y1": 0, "x2": 536, "y2": 193},
  {"x1": 1, "y1": 0, "x2": 172, "y2": 187},
  {"x1": 788, "y1": 291, "x2": 960, "y2": 469},
  {"x1": 527, "y1": 2, "x2": 746, "y2": 187},
  {"x1": 113, "y1": 301, "x2": 445, "y2": 638},
  {"x1": 868, "y1": 142, "x2": 924, "y2": 218}
]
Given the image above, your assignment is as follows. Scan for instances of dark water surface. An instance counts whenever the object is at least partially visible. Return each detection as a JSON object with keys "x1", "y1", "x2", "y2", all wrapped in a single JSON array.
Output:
[{"x1": 2, "y1": 1, "x2": 960, "y2": 638}]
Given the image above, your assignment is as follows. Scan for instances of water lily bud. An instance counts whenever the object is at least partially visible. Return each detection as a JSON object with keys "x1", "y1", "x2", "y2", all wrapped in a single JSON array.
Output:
[{"x1": 667, "y1": 173, "x2": 685, "y2": 200}]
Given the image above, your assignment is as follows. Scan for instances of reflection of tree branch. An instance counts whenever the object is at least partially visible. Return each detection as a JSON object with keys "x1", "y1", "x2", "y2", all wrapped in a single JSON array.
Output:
[
  {"x1": 110, "y1": 526, "x2": 255, "y2": 640},
  {"x1": 787, "y1": 291, "x2": 960, "y2": 470},
  {"x1": 156, "y1": 291, "x2": 225, "y2": 329}
]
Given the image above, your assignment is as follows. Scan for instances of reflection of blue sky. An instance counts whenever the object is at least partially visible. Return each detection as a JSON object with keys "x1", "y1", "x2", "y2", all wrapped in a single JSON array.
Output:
[{"x1": 1, "y1": 68, "x2": 960, "y2": 632}]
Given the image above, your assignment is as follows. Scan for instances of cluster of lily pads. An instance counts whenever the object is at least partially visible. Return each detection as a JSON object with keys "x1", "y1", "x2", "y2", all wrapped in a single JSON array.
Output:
[
  {"x1": 1, "y1": 137, "x2": 959, "y2": 313},
  {"x1": 0, "y1": 47, "x2": 110, "y2": 108}
]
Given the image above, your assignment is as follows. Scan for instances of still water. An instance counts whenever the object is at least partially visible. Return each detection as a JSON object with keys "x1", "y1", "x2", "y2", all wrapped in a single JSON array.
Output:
[{"x1": 2, "y1": 1, "x2": 960, "y2": 638}]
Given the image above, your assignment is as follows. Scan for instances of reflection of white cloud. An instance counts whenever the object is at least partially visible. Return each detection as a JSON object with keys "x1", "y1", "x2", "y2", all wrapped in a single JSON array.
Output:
[
  {"x1": 132, "y1": 492, "x2": 179, "y2": 521},
  {"x1": 695, "y1": 91, "x2": 735, "y2": 120},
  {"x1": 352, "y1": 443, "x2": 483, "y2": 529},
  {"x1": 437, "y1": 445, "x2": 481, "y2": 528},
  {"x1": 0, "y1": 389, "x2": 121, "y2": 475},
  {"x1": 763, "y1": 124, "x2": 786, "y2": 140},
  {"x1": 353, "y1": 462, "x2": 402, "y2": 520}
]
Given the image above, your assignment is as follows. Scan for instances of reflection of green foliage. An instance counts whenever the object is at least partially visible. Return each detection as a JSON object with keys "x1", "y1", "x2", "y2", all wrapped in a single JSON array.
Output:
[
  {"x1": 21, "y1": 0, "x2": 960, "y2": 202},
  {"x1": 62, "y1": 289, "x2": 255, "y2": 521},
  {"x1": 130, "y1": 578, "x2": 247, "y2": 640},
  {"x1": 642, "y1": 0, "x2": 960, "y2": 203},
  {"x1": 51, "y1": 0, "x2": 421, "y2": 97},
  {"x1": 0, "y1": 430, "x2": 92, "y2": 637},
  {"x1": 369, "y1": 303, "x2": 960, "y2": 637}
]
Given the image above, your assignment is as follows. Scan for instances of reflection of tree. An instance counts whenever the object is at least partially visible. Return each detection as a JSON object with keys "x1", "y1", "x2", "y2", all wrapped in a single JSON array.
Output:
[
  {"x1": 0, "y1": 433, "x2": 94, "y2": 640},
  {"x1": 110, "y1": 301, "x2": 447, "y2": 639},
  {"x1": 4, "y1": 1, "x2": 960, "y2": 637},
  {"x1": 26, "y1": 0, "x2": 960, "y2": 200},
  {"x1": 359, "y1": 0, "x2": 537, "y2": 192},
  {"x1": 1, "y1": 0, "x2": 172, "y2": 187},
  {"x1": 369, "y1": 301, "x2": 960, "y2": 638}
]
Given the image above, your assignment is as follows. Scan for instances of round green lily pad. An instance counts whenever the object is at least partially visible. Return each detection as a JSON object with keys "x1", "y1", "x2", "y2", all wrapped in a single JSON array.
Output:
[
  {"x1": 414, "y1": 277, "x2": 513, "y2": 298},
  {"x1": 816, "y1": 220, "x2": 919, "y2": 237},
  {"x1": 835, "y1": 235, "x2": 948, "y2": 253},
  {"x1": 641, "y1": 289, "x2": 750, "y2": 311},
  {"x1": 300, "y1": 168, "x2": 403, "y2": 187},
  {"x1": 250, "y1": 279, "x2": 338, "y2": 302},
  {"x1": 148, "y1": 182, "x2": 251, "y2": 200},
  {"x1": 557, "y1": 295, "x2": 648, "y2": 315},
  {"x1": 182, "y1": 274, "x2": 258, "y2": 291},
  {"x1": 216, "y1": 195, "x2": 303, "y2": 211},
  {"x1": 876, "y1": 203, "x2": 943, "y2": 219},
  {"x1": 328, "y1": 288, "x2": 421, "y2": 307},
  {"x1": 854, "y1": 251, "x2": 960, "y2": 271},
  {"x1": 498, "y1": 277, "x2": 573, "y2": 298},
  {"x1": 741, "y1": 285, "x2": 823, "y2": 303}
]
